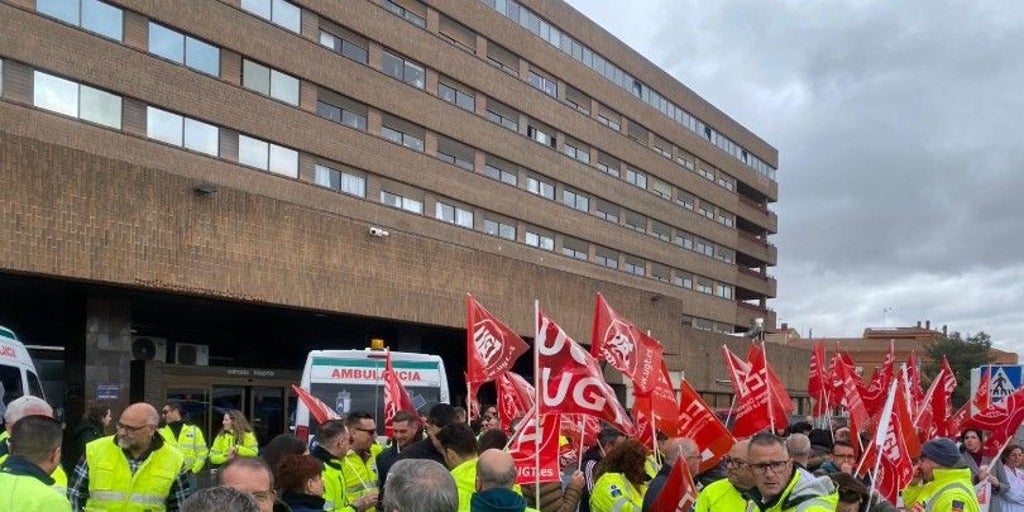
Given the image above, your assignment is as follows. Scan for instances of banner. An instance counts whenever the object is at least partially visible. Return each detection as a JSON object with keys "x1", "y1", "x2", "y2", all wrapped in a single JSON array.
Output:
[
  {"x1": 857, "y1": 377, "x2": 916, "y2": 505},
  {"x1": 466, "y1": 294, "x2": 529, "y2": 384},
  {"x1": 677, "y1": 377, "x2": 734, "y2": 473},
  {"x1": 808, "y1": 341, "x2": 829, "y2": 416},
  {"x1": 508, "y1": 411, "x2": 562, "y2": 484},
  {"x1": 591, "y1": 293, "x2": 664, "y2": 394},
  {"x1": 649, "y1": 450, "x2": 697, "y2": 512},
  {"x1": 291, "y1": 384, "x2": 341, "y2": 424},
  {"x1": 496, "y1": 371, "x2": 535, "y2": 432},
  {"x1": 536, "y1": 309, "x2": 634, "y2": 436},
  {"x1": 964, "y1": 384, "x2": 1024, "y2": 457},
  {"x1": 633, "y1": 362, "x2": 681, "y2": 439},
  {"x1": 382, "y1": 350, "x2": 417, "y2": 437}
]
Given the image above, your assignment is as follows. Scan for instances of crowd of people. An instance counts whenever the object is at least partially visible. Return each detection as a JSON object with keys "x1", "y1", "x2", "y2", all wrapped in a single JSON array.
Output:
[{"x1": 1, "y1": 395, "x2": 1023, "y2": 512}]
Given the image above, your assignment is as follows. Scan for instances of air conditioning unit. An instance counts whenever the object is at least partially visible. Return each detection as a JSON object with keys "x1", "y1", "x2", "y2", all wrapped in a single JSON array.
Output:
[
  {"x1": 131, "y1": 336, "x2": 167, "y2": 362},
  {"x1": 175, "y1": 343, "x2": 209, "y2": 366}
]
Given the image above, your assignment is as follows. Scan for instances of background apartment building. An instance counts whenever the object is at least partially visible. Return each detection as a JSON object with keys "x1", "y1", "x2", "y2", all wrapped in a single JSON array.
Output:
[{"x1": 0, "y1": 0, "x2": 801, "y2": 440}]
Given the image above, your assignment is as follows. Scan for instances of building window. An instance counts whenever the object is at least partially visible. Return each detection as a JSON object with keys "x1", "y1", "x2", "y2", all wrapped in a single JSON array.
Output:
[
  {"x1": 146, "y1": 106, "x2": 218, "y2": 156},
  {"x1": 238, "y1": 134, "x2": 298, "y2": 177},
  {"x1": 319, "y1": 30, "x2": 368, "y2": 64},
  {"x1": 624, "y1": 257, "x2": 646, "y2": 276},
  {"x1": 715, "y1": 283, "x2": 733, "y2": 300},
  {"x1": 597, "y1": 112, "x2": 621, "y2": 131},
  {"x1": 37, "y1": 0, "x2": 123, "y2": 42},
  {"x1": 563, "y1": 141, "x2": 589, "y2": 164},
  {"x1": 564, "y1": 84, "x2": 591, "y2": 115},
  {"x1": 484, "y1": 162, "x2": 517, "y2": 186},
  {"x1": 439, "y1": 14, "x2": 476, "y2": 52},
  {"x1": 698, "y1": 166, "x2": 716, "y2": 181},
  {"x1": 526, "y1": 176, "x2": 555, "y2": 200},
  {"x1": 240, "y1": 0, "x2": 301, "y2": 33},
  {"x1": 716, "y1": 247, "x2": 735, "y2": 264},
  {"x1": 718, "y1": 174, "x2": 736, "y2": 192},
  {"x1": 382, "y1": 0, "x2": 426, "y2": 28},
  {"x1": 380, "y1": 190, "x2": 423, "y2": 214},
  {"x1": 596, "y1": 152, "x2": 620, "y2": 177},
  {"x1": 562, "y1": 237, "x2": 588, "y2": 261},
  {"x1": 651, "y1": 179, "x2": 672, "y2": 201},
  {"x1": 485, "y1": 101, "x2": 519, "y2": 131},
  {"x1": 595, "y1": 248, "x2": 618, "y2": 269},
  {"x1": 624, "y1": 211, "x2": 646, "y2": 232},
  {"x1": 242, "y1": 60, "x2": 299, "y2": 106},
  {"x1": 594, "y1": 200, "x2": 619, "y2": 223},
  {"x1": 528, "y1": 70, "x2": 557, "y2": 97},
  {"x1": 625, "y1": 168, "x2": 647, "y2": 189},
  {"x1": 438, "y1": 81, "x2": 475, "y2": 112},
  {"x1": 33, "y1": 71, "x2": 122, "y2": 129},
  {"x1": 382, "y1": 50, "x2": 425, "y2": 89},
  {"x1": 314, "y1": 164, "x2": 366, "y2": 197},
  {"x1": 436, "y1": 202, "x2": 474, "y2": 228},
  {"x1": 676, "y1": 192, "x2": 695, "y2": 210},
  {"x1": 696, "y1": 238, "x2": 715, "y2": 257},
  {"x1": 381, "y1": 124, "x2": 424, "y2": 152},
  {"x1": 436, "y1": 137, "x2": 474, "y2": 170},
  {"x1": 673, "y1": 272, "x2": 693, "y2": 289},
  {"x1": 696, "y1": 279, "x2": 713, "y2": 295},
  {"x1": 674, "y1": 232, "x2": 694, "y2": 250},
  {"x1": 483, "y1": 219, "x2": 516, "y2": 240},
  {"x1": 717, "y1": 211, "x2": 735, "y2": 228},
  {"x1": 676, "y1": 152, "x2": 695, "y2": 170},
  {"x1": 699, "y1": 203, "x2": 715, "y2": 220},
  {"x1": 486, "y1": 42, "x2": 519, "y2": 76},
  {"x1": 525, "y1": 231, "x2": 554, "y2": 251},
  {"x1": 527, "y1": 124, "x2": 556, "y2": 147},
  {"x1": 316, "y1": 100, "x2": 368, "y2": 130},
  {"x1": 627, "y1": 121, "x2": 648, "y2": 145},
  {"x1": 651, "y1": 264, "x2": 670, "y2": 282},
  {"x1": 651, "y1": 221, "x2": 671, "y2": 242},
  {"x1": 561, "y1": 189, "x2": 589, "y2": 212},
  {"x1": 148, "y1": 22, "x2": 219, "y2": 77}
]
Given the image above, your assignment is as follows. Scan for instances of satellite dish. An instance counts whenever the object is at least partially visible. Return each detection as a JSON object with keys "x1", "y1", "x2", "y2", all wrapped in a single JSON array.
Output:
[{"x1": 132, "y1": 338, "x2": 157, "y2": 360}]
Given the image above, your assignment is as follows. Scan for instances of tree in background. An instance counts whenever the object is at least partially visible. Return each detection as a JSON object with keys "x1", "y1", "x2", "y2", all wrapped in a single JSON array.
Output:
[{"x1": 924, "y1": 331, "x2": 993, "y2": 408}]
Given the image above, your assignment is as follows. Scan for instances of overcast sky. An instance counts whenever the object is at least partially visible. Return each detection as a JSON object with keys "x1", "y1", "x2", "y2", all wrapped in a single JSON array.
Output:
[{"x1": 566, "y1": 0, "x2": 1024, "y2": 353}]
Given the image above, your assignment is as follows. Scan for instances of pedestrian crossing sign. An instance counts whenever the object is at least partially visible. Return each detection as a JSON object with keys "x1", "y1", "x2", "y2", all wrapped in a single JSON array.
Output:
[{"x1": 983, "y1": 365, "x2": 1022, "y2": 402}]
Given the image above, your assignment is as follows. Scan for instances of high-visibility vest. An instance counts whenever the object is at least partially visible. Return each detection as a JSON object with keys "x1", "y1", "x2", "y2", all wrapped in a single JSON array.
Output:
[
  {"x1": 590, "y1": 472, "x2": 646, "y2": 512},
  {"x1": 0, "y1": 433, "x2": 68, "y2": 494},
  {"x1": 341, "y1": 445, "x2": 382, "y2": 512},
  {"x1": 159, "y1": 423, "x2": 208, "y2": 473},
  {"x1": 83, "y1": 435, "x2": 184, "y2": 512},
  {"x1": 208, "y1": 431, "x2": 258, "y2": 465},
  {"x1": 321, "y1": 454, "x2": 355, "y2": 512},
  {"x1": 695, "y1": 478, "x2": 748, "y2": 512},
  {"x1": 451, "y1": 458, "x2": 478, "y2": 512},
  {"x1": 0, "y1": 469, "x2": 72, "y2": 512}
]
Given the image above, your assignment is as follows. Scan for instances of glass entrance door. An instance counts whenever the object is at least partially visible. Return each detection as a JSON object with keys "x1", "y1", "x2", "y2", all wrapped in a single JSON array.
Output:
[
  {"x1": 211, "y1": 385, "x2": 246, "y2": 436},
  {"x1": 164, "y1": 386, "x2": 211, "y2": 442}
]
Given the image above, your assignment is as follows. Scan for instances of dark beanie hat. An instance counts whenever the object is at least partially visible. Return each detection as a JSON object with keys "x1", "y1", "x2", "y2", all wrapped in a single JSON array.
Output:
[{"x1": 921, "y1": 438, "x2": 962, "y2": 467}]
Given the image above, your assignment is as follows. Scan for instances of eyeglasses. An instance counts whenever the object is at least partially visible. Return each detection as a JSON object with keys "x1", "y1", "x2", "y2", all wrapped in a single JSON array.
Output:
[
  {"x1": 832, "y1": 453, "x2": 857, "y2": 461},
  {"x1": 750, "y1": 460, "x2": 790, "y2": 474},
  {"x1": 116, "y1": 423, "x2": 150, "y2": 433},
  {"x1": 723, "y1": 456, "x2": 747, "y2": 468},
  {"x1": 353, "y1": 427, "x2": 376, "y2": 435},
  {"x1": 252, "y1": 490, "x2": 277, "y2": 502}
]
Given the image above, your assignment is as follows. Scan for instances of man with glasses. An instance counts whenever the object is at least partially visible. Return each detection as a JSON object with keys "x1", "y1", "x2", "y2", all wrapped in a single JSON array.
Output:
[
  {"x1": 313, "y1": 419, "x2": 378, "y2": 512},
  {"x1": 218, "y1": 457, "x2": 277, "y2": 512},
  {"x1": 344, "y1": 412, "x2": 383, "y2": 512},
  {"x1": 819, "y1": 441, "x2": 857, "y2": 475},
  {"x1": 695, "y1": 440, "x2": 752, "y2": 512},
  {"x1": 744, "y1": 431, "x2": 837, "y2": 511},
  {"x1": 68, "y1": 402, "x2": 190, "y2": 511},
  {"x1": 158, "y1": 402, "x2": 209, "y2": 481}
]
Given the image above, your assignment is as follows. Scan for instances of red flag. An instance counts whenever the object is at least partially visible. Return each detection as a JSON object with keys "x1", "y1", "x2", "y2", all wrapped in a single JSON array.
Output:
[
  {"x1": 964, "y1": 384, "x2": 1024, "y2": 457},
  {"x1": 649, "y1": 451, "x2": 697, "y2": 512},
  {"x1": 560, "y1": 414, "x2": 600, "y2": 454},
  {"x1": 633, "y1": 362, "x2": 681, "y2": 439},
  {"x1": 591, "y1": 293, "x2": 665, "y2": 394},
  {"x1": 496, "y1": 371, "x2": 535, "y2": 432},
  {"x1": 729, "y1": 344, "x2": 788, "y2": 438},
  {"x1": 857, "y1": 377, "x2": 918, "y2": 504},
  {"x1": 382, "y1": 350, "x2": 417, "y2": 437},
  {"x1": 915, "y1": 356, "x2": 956, "y2": 441},
  {"x1": 677, "y1": 377, "x2": 735, "y2": 473},
  {"x1": 748, "y1": 343, "x2": 795, "y2": 417},
  {"x1": 974, "y1": 366, "x2": 992, "y2": 415},
  {"x1": 947, "y1": 401, "x2": 971, "y2": 440},
  {"x1": 808, "y1": 341, "x2": 829, "y2": 416},
  {"x1": 837, "y1": 356, "x2": 870, "y2": 442},
  {"x1": 466, "y1": 294, "x2": 530, "y2": 385},
  {"x1": 509, "y1": 411, "x2": 562, "y2": 484},
  {"x1": 906, "y1": 353, "x2": 925, "y2": 409},
  {"x1": 723, "y1": 345, "x2": 751, "y2": 396},
  {"x1": 292, "y1": 384, "x2": 341, "y2": 424},
  {"x1": 536, "y1": 309, "x2": 634, "y2": 436}
]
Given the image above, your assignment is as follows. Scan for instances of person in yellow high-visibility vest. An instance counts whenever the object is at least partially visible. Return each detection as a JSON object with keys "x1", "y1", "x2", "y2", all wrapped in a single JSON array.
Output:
[
  {"x1": 694, "y1": 440, "x2": 753, "y2": 512},
  {"x1": 312, "y1": 419, "x2": 378, "y2": 512},
  {"x1": 0, "y1": 415, "x2": 71, "y2": 512},
  {"x1": 0, "y1": 395, "x2": 69, "y2": 494},
  {"x1": 209, "y1": 409, "x2": 259, "y2": 466},
  {"x1": 67, "y1": 402, "x2": 190, "y2": 511},
  {"x1": 437, "y1": 423, "x2": 480, "y2": 512},
  {"x1": 590, "y1": 439, "x2": 649, "y2": 512},
  {"x1": 158, "y1": 401, "x2": 209, "y2": 475},
  {"x1": 342, "y1": 412, "x2": 383, "y2": 512}
]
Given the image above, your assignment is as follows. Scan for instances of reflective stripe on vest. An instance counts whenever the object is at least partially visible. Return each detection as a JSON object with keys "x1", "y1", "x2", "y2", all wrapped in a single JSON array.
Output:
[
  {"x1": 610, "y1": 496, "x2": 633, "y2": 512},
  {"x1": 925, "y1": 481, "x2": 973, "y2": 511},
  {"x1": 795, "y1": 497, "x2": 833, "y2": 511}
]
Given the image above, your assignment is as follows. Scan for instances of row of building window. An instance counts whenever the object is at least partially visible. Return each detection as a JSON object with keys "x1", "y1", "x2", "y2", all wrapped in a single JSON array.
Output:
[
  {"x1": 478, "y1": 0, "x2": 777, "y2": 181},
  {"x1": 18, "y1": 63, "x2": 745, "y2": 311}
]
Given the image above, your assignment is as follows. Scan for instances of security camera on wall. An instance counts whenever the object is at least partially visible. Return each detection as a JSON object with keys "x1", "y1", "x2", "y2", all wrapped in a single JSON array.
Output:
[{"x1": 369, "y1": 227, "x2": 390, "y2": 238}]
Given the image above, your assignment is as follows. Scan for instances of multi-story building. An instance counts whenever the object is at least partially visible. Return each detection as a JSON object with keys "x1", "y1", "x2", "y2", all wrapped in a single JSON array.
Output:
[{"x1": 0, "y1": 0, "x2": 790, "y2": 438}]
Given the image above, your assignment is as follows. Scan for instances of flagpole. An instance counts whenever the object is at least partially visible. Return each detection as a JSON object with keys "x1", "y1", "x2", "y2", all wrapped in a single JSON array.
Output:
[
  {"x1": 577, "y1": 415, "x2": 586, "y2": 472},
  {"x1": 760, "y1": 338, "x2": 777, "y2": 434},
  {"x1": 533, "y1": 299, "x2": 541, "y2": 509},
  {"x1": 864, "y1": 378, "x2": 899, "y2": 508},
  {"x1": 650, "y1": 398, "x2": 660, "y2": 469},
  {"x1": 466, "y1": 380, "x2": 472, "y2": 426},
  {"x1": 724, "y1": 394, "x2": 737, "y2": 429}
]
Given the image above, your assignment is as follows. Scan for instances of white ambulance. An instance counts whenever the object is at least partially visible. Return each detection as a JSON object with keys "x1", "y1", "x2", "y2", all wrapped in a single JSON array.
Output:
[
  {"x1": 294, "y1": 343, "x2": 449, "y2": 440},
  {"x1": 0, "y1": 325, "x2": 46, "y2": 425}
]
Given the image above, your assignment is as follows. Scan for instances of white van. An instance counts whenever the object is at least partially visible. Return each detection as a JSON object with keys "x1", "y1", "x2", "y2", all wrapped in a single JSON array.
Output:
[
  {"x1": 294, "y1": 347, "x2": 449, "y2": 440},
  {"x1": 0, "y1": 325, "x2": 46, "y2": 425}
]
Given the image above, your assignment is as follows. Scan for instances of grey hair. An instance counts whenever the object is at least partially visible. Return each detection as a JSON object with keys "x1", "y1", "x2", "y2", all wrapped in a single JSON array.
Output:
[
  {"x1": 677, "y1": 438, "x2": 699, "y2": 460},
  {"x1": 786, "y1": 433, "x2": 811, "y2": 457},
  {"x1": 4, "y1": 395, "x2": 52, "y2": 424},
  {"x1": 182, "y1": 487, "x2": 260, "y2": 512},
  {"x1": 383, "y1": 459, "x2": 458, "y2": 512},
  {"x1": 476, "y1": 455, "x2": 517, "y2": 490}
]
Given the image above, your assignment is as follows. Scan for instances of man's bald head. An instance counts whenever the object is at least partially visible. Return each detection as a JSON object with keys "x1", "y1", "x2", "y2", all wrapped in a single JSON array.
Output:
[
  {"x1": 121, "y1": 402, "x2": 160, "y2": 427},
  {"x1": 661, "y1": 437, "x2": 685, "y2": 464},
  {"x1": 678, "y1": 438, "x2": 700, "y2": 474},
  {"x1": 476, "y1": 449, "x2": 517, "y2": 491},
  {"x1": 786, "y1": 433, "x2": 811, "y2": 467},
  {"x1": 726, "y1": 440, "x2": 754, "y2": 489},
  {"x1": 729, "y1": 440, "x2": 749, "y2": 459},
  {"x1": 4, "y1": 396, "x2": 52, "y2": 429}
]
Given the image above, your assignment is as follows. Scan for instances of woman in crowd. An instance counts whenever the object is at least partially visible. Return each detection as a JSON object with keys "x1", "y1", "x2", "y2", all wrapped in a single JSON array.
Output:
[
  {"x1": 275, "y1": 454, "x2": 327, "y2": 512},
  {"x1": 590, "y1": 439, "x2": 648, "y2": 512},
  {"x1": 63, "y1": 400, "x2": 110, "y2": 473},
  {"x1": 994, "y1": 445, "x2": 1024, "y2": 512},
  {"x1": 210, "y1": 409, "x2": 259, "y2": 466},
  {"x1": 262, "y1": 433, "x2": 309, "y2": 477}
]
